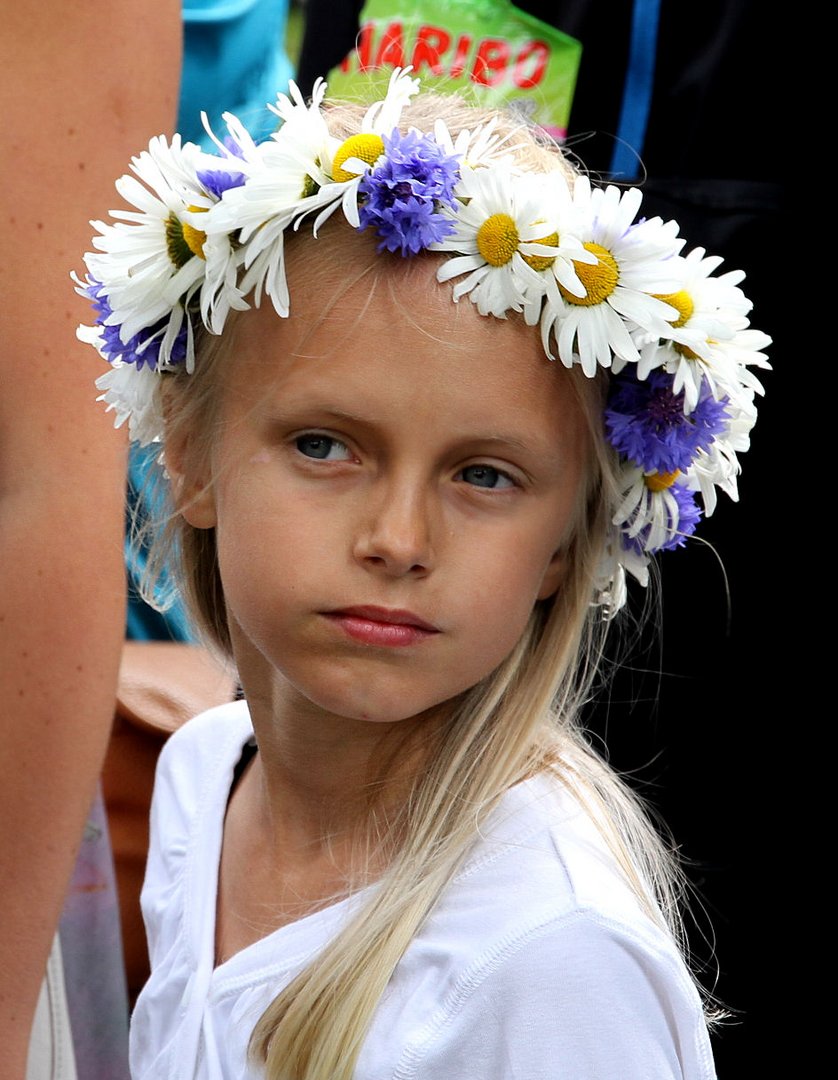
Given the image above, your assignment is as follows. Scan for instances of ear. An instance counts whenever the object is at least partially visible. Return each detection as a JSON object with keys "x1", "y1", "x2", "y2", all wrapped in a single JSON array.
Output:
[
  {"x1": 536, "y1": 548, "x2": 568, "y2": 602},
  {"x1": 163, "y1": 432, "x2": 218, "y2": 530}
]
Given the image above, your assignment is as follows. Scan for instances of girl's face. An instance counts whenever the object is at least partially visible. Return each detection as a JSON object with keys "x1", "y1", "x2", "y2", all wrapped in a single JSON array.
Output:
[{"x1": 180, "y1": 262, "x2": 590, "y2": 728}]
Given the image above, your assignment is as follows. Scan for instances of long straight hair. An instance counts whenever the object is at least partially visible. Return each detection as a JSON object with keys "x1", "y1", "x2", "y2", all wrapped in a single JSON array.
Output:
[{"x1": 144, "y1": 92, "x2": 702, "y2": 1080}]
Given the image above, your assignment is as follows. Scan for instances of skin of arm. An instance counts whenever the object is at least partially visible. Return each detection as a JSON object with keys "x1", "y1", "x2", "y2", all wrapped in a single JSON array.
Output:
[{"x1": 0, "y1": 3, "x2": 181, "y2": 1073}]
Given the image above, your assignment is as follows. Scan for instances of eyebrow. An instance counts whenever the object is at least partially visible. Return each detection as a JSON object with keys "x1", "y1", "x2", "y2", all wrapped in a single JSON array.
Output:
[
  {"x1": 272, "y1": 405, "x2": 534, "y2": 448},
  {"x1": 262, "y1": 400, "x2": 568, "y2": 468}
]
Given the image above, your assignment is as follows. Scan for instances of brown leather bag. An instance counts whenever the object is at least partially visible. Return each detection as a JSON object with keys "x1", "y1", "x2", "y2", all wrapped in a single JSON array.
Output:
[{"x1": 102, "y1": 642, "x2": 237, "y2": 1001}]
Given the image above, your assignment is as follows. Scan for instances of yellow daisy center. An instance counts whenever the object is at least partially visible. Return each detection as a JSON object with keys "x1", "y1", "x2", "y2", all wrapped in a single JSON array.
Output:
[
  {"x1": 165, "y1": 208, "x2": 206, "y2": 266},
  {"x1": 522, "y1": 231, "x2": 559, "y2": 272},
  {"x1": 332, "y1": 134, "x2": 385, "y2": 182},
  {"x1": 476, "y1": 213, "x2": 520, "y2": 267},
  {"x1": 645, "y1": 469, "x2": 680, "y2": 492},
  {"x1": 655, "y1": 289, "x2": 694, "y2": 328},
  {"x1": 560, "y1": 242, "x2": 619, "y2": 306},
  {"x1": 181, "y1": 223, "x2": 207, "y2": 259}
]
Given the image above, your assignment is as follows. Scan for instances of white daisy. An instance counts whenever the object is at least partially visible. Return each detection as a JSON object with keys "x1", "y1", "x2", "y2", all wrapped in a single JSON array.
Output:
[
  {"x1": 280, "y1": 66, "x2": 421, "y2": 236},
  {"x1": 613, "y1": 465, "x2": 698, "y2": 553},
  {"x1": 94, "y1": 362, "x2": 163, "y2": 447},
  {"x1": 682, "y1": 395, "x2": 757, "y2": 515},
  {"x1": 432, "y1": 115, "x2": 516, "y2": 171},
  {"x1": 315, "y1": 65, "x2": 421, "y2": 230},
  {"x1": 431, "y1": 164, "x2": 561, "y2": 318},
  {"x1": 539, "y1": 178, "x2": 684, "y2": 376},
  {"x1": 197, "y1": 228, "x2": 250, "y2": 335},
  {"x1": 701, "y1": 321, "x2": 771, "y2": 404},
  {"x1": 252, "y1": 77, "x2": 338, "y2": 213},
  {"x1": 635, "y1": 247, "x2": 771, "y2": 412},
  {"x1": 518, "y1": 170, "x2": 599, "y2": 326},
  {"x1": 202, "y1": 81, "x2": 336, "y2": 316},
  {"x1": 640, "y1": 327, "x2": 770, "y2": 417},
  {"x1": 206, "y1": 69, "x2": 421, "y2": 317},
  {"x1": 200, "y1": 107, "x2": 265, "y2": 173},
  {"x1": 80, "y1": 133, "x2": 247, "y2": 371},
  {"x1": 83, "y1": 135, "x2": 225, "y2": 369},
  {"x1": 185, "y1": 111, "x2": 268, "y2": 332}
]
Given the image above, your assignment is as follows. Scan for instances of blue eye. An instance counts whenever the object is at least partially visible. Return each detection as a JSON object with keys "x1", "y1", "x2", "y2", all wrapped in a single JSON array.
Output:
[
  {"x1": 459, "y1": 465, "x2": 515, "y2": 489},
  {"x1": 295, "y1": 434, "x2": 351, "y2": 461}
]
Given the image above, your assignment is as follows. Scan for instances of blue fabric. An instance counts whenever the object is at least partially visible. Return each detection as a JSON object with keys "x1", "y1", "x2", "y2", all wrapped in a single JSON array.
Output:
[
  {"x1": 126, "y1": 446, "x2": 196, "y2": 642},
  {"x1": 178, "y1": 0, "x2": 294, "y2": 146},
  {"x1": 609, "y1": 0, "x2": 661, "y2": 180}
]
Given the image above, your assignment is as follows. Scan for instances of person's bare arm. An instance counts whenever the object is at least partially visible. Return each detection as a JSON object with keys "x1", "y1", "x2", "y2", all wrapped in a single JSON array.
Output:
[{"x1": 0, "y1": 3, "x2": 181, "y2": 1072}]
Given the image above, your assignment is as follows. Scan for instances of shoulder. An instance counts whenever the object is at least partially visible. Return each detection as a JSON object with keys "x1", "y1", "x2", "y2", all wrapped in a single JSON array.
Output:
[
  {"x1": 362, "y1": 774, "x2": 716, "y2": 1079},
  {"x1": 450, "y1": 771, "x2": 658, "y2": 931},
  {"x1": 151, "y1": 698, "x2": 254, "y2": 857},
  {"x1": 394, "y1": 913, "x2": 715, "y2": 1079},
  {"x1": 142, "y1": 701, "x2": 253, "y2": 957},
  {"x1": 152, "y1": 698, "x2": 251, "y2": 803}
]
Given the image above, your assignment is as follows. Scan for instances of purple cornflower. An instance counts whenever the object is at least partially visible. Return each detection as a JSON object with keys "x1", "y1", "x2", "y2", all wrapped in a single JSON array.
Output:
[
  {"x1": 358, "y1": 129, "x2": 460, "y2": 256},
  {"x1": 605, "y1": 369, "x2": 729, "y2": 474},
  {"x1": 197, "y1": 167, "x2": 247, "y2": 200},
  {"x1": 622, "y1": 482, "x2": 703, "y2": 555},
  {"x1": 83, "y1": 280, "x2": 188, "y2": 370}
]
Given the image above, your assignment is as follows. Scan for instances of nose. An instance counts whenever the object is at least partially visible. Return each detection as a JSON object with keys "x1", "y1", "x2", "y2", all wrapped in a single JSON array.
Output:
[{"x1": 353, "y1": 477, "x2": 434, "y2": 578}]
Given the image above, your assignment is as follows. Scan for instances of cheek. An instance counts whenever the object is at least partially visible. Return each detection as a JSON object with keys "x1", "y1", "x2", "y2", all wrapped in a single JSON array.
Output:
[
  {"x1": 461, "y1": 552, "x2": 549, "y2": 660},
  {"x1": 212, "y1": 486, "x2": 333, "y2": 635}
]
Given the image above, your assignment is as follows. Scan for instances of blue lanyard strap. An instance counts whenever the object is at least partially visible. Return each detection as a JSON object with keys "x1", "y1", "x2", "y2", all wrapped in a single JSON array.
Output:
[{"x1": 609, "y1": 0, "x2": 661, "y2": 180}]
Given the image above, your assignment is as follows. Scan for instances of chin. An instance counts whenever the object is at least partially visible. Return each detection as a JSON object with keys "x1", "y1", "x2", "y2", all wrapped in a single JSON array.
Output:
[
  {"x1": 300, "y1": 674, "x2": 460, "y2": 729},
  {"x1": 324, "y1": 694, "x2": 443, "y2": 727}
]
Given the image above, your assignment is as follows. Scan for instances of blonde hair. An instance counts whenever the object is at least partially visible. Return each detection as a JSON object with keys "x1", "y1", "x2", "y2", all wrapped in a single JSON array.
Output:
[{"x1": 145, "y1": 91, "x2": 706, "y2": 1079}]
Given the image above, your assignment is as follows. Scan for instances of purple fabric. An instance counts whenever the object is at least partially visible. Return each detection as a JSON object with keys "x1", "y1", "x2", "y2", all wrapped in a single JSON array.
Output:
[{"x1": 59, "y1": 785, "x2": 130, "y2": 1079}]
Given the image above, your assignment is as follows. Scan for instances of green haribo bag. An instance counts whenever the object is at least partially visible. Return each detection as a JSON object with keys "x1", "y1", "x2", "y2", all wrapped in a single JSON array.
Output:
[{"x1": 324, "y1": 0, "x2": 582, "y2": 141}]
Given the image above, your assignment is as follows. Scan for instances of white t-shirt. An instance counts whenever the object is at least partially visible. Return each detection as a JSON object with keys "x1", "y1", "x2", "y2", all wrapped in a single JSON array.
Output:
[{"x1": 130, "y1": 701, "x2": 717, "y2": 1079}]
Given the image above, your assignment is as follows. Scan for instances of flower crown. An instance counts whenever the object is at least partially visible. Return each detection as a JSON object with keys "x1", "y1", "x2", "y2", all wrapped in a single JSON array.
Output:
[{"x1": 75, "y1": 69, "x2": 770, "y2": 614}]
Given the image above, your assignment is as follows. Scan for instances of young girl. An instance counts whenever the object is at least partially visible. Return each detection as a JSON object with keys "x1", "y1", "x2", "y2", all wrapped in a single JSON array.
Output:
[{"x1": 77, "y1": 70, "x2": 769, "y2": 1079}]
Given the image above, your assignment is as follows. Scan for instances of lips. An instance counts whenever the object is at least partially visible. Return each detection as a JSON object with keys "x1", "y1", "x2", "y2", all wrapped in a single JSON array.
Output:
[{"x1": 323, "y1": 605, "x2": 440, "y2": 647}]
